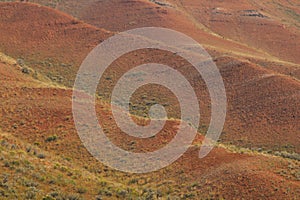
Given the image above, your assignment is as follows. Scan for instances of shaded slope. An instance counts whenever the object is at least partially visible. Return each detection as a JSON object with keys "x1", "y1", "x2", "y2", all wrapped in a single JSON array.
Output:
[{"x1": 216, "y1": 56, "x2": 300, "y2": 153}]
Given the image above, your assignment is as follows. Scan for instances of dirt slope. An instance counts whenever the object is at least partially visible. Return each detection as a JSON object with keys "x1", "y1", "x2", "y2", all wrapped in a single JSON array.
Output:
[
  {"x1": 0, "y1": 2, "x2": 112, "y2": 87},
  {"x1": 24, "y1": 0, "x2": 282, "y2": 61},
  {"x1": 168, "y1": 0, "x2": 300, "y2": 64},
  {"x1": 23, "y1": 0, "x2": 300, "y2": 81},
  {"x1": 0, "y1": 2, "x2": 299, "y2": 199},
  {"x1": 0, "y1": 55, "x2": 299, "y2": 199},
  {"x1": 22, "y1": 0, "x2": 300, "y2": 65},
  {"x1": 0, "y1": 2, "x2": 299, "y2": 154}
]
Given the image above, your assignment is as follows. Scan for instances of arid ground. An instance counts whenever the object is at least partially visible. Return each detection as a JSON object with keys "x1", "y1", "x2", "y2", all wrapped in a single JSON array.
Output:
[{"x1": 0, "y1": 1, "x2": 299, "y2": 199}]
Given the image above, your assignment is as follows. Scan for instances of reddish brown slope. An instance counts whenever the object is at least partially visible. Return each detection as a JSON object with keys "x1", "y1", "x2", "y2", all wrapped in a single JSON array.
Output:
[
  {"x1": 0, "y1": 2, "x2": 112, "y2": 86},
  {"x1": 0, "y1": 60, "x2": 299, "y2": 199},
  {"x1": 216, "y1": 56, "x2": 300, "y2": 153},
  {"x1": 98, "y1": 49, "x2": 300, "y2": 153},
  {"x1": 0, "y1": 3, "x2": 299, "y2": 198},
  {"x1": 26, "y1": 0, "x2": 300, "y2": 81},
  {"x1": 28, "y1": 0, "x2": 278, "y2": 61},
  {"x1": 169, "y1": 0, "x2": 300, "y2": 64},
  {"x1": 0, "y1": 2, "x2": 299, "y2": 154}
]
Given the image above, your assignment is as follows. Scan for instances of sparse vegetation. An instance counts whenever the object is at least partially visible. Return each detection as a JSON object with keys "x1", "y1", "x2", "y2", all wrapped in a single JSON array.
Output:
[
  {"x1": 45, "y1": 135, "x2": 58, "y2": 143},
  {"x1": 274, "y1": 151, "x2": 300, "y2": 161},
  {"x1": 0, "y1": 1, "x2": 299, "y2": 199},
  {"x1": 17, "y1": 58, "x2": 25, "y2": 67},
  {"x1": 21, "y1": 67, "x2": 30, "y2": 74},
  {"x1": 37, "y1": 153, "x2": 46, "y2": 159}
]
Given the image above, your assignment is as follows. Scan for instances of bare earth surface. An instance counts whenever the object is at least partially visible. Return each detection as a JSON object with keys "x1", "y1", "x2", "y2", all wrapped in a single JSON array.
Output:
[{"x1": 0, "y1": 1, "x2": 299, "y2": 199}]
